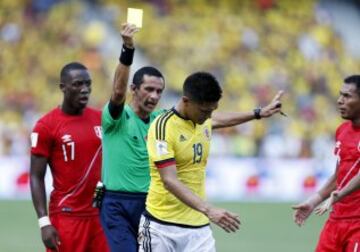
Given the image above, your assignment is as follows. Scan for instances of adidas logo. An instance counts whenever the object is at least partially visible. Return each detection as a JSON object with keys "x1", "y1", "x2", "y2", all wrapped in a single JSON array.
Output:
[{"x1": 179, "y1": 135, "x2": 187, "y2": 142}]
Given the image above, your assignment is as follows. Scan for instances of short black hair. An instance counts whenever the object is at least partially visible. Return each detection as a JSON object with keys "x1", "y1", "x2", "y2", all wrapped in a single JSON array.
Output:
[
  {"x1": 60, "y1": 62, "x2": 88, "y2": 83},
  {"x1": 132, "y1": 66, "x2": 164, "y2": 88},
  {"x1": 345, "y1": 75, "x2": 360, "y2": 95},
  {"x1": 183, "y1": 72, "x2": 222, "y2": 103}
]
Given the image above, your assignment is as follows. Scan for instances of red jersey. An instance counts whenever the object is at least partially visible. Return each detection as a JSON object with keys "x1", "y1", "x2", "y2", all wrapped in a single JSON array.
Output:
[
  {"x1": 31, "y1": 107, "x2": 102, "y2": 216},
  {"x1": 331, "y1": 121, "x2": 360, "y2": 220}
]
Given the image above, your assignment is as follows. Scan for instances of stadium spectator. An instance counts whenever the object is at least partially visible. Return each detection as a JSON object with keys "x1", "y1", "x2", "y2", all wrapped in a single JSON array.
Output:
[
  {"x1": 1, "y1": 0, "x2": 360, "y2": 159},
  {"x1": 292, "y1": 75, "x2": 360, "y2": 251},
  {"x1": 139, "y1": 71, "x2": 284, "y2": 251},
  {"x1": 30, "y1": 62, "x2": 109, "y2": 251},
  {"x1": 99, "y1": 23, "x2": 166, "y2": 252},
  {"x1": 105, "y1": 0, "x2": 358, "y2": 158}
]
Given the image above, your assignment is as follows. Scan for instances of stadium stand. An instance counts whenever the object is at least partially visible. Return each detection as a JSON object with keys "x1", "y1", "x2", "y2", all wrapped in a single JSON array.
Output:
[{"x1": 1, "y1": 0, "x2": 359, "y2": 159}]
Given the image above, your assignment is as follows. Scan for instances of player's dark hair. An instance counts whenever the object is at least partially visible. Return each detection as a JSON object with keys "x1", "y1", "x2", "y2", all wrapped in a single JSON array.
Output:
[
  {"x1": 132, "y1": 66, "x2": 164, "y2": 88},
  {"x1": 60, "y1": 62, "x2": 88, "y2": 83},
  {"x1": 345, "y1": 75, "x2": 360, "y2": 95},
  {"x1": 183, "y1": 72, "x2": 222, "y2": 103}
]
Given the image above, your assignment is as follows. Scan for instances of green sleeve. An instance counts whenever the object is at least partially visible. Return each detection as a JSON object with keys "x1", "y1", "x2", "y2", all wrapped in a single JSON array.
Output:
[{"x1": 102, "y1": 102, "x2": 125, "y2": 133}]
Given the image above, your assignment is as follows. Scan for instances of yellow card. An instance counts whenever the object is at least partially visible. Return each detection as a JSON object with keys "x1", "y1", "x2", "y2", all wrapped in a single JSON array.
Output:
[{"x1": 127, "y1": 8, "x2": 143, "y2": 28}]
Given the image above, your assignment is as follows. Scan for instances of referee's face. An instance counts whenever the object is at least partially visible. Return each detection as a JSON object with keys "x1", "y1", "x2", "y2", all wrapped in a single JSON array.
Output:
[{"x1": 133, "y1": 75, "x2": 165, "y2": 114}]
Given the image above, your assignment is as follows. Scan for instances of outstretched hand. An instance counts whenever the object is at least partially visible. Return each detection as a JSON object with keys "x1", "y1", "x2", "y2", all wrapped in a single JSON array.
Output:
[
  {"x1": 260, "y1": 90, "x2": 285, "y2": 118},
  {"x1": 121, "y1": 23, "x2": 140, "y2": 48},
  {"x1": 292, "y1": 201, "x2": 314, "y2": 227},
  {"x1": 206, "y1": 207, "x2": 240, "y2": 233}
]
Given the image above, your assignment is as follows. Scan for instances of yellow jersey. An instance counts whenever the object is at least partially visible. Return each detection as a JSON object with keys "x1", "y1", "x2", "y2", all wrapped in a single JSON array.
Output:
[{"x1": 146, "y1": 108, "x2": 212, "y2": 226}]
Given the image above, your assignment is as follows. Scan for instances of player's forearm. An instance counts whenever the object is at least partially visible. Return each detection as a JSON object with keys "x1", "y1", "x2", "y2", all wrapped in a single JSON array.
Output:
[
  {"x1": 30, "y1": 175, "x2": 48, "y2": 217},
  {"x1": 30, "y1": 155, "x2": 49, "y2": 217},
  {"x1": 338, "y1": 174, "x2": 360, "y2": 200},
  {"x1": 302, "y1": 174, "x2": 337, "y2": 209},
  {"x1": 317, "y1": 173, "x2": 337, "y2": 200},
  {"x1": 212, "y1": 111, "x2": 255, "y2": 129},
  {"x1": 162, "y1": 177, "x2": 211, "y2": 215}
]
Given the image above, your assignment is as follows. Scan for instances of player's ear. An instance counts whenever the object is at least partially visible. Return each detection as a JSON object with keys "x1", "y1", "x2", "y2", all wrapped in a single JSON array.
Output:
[
  {"x1": 182, "y1": 96, "x2": 190, "y2": 104},
  {"x1": 59, "y1": 83, "x2": 65, "y2": 92},
  {"x1": 130, "y1": 84, "x2": 137, "y2": 92}
]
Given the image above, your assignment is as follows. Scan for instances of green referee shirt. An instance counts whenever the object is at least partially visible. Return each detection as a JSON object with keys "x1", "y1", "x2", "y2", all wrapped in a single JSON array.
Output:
[{"x1": 101, "y1": 103, "x2": 164, "y2": 192}]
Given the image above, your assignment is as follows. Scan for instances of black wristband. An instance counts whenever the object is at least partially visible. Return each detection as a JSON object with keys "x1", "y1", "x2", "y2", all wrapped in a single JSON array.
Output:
[
  {"x1": 253, "y1": 108, "x2": 262, "y2": 120},
  {"x1": 119, "y1": 44, "x2": 135, "y2": 66}
]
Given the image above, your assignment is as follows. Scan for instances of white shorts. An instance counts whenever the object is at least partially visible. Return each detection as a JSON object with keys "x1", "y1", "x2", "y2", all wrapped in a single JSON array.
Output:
[{"x1": 138, "y1": 215, "x2": 216, "y2": 252}]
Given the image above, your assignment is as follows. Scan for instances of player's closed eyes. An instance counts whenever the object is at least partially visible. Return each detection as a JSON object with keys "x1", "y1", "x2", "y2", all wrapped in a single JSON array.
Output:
[{"x1": 72, "y1": 80, "x2": 92, "y2": 87}]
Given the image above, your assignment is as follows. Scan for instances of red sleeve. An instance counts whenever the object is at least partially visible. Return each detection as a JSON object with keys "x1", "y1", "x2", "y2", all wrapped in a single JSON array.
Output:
[
  {"x1": 31, "y1": 120, "x2": 52, "y2": 158},
  {"x1": 154, "y1": 158, "x2": 176, "y2": 169},
  {"x1": 334, "y1": 122, "x2": 347, "y2": 155}
]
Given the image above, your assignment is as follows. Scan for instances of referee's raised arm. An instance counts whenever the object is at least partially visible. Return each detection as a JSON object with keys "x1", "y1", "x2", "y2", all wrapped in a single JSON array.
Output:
[{"x1": 109, "y1": 23, "x2": 139, "y2": 119}]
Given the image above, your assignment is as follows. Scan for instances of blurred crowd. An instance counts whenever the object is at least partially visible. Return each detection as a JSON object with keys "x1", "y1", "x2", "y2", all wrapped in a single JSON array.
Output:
[
  {"x1": 1, "y1": 0, "x2": 359, "y2": 159},
  {"x1": 0, "y1": 0, "x2": 111, "y2": 156}
]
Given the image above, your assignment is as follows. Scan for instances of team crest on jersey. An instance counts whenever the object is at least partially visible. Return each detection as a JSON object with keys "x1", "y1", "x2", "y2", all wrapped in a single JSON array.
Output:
[
  {"x1": 61, "y1": 134, "x2": 73, "y2": 143},
  {"x1": 204, "y1": 128, "x2": 210, "y2": 140},
  {"x1": 94, "y1": 126, "x2": 102, "y2": 139},
  {"x1": 156, "y1": 140, "x2": 169, "y2": 156}
]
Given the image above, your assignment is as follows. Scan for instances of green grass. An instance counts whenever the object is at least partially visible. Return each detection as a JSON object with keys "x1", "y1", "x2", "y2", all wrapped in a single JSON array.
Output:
[
  {"x1": 0, "y1": 200, "x2": 43, "y2": 252},
  {"x1": 0, "y1": 201, "x2": 326, "y2": 252},
  {"x1": 212, "y1": 202, "x2": 326, "y2": 252}
]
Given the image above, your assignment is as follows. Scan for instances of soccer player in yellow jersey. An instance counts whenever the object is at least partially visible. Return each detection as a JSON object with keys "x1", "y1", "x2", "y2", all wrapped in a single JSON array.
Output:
[{"x1": 139, "y1": 72, "x2": 284, "y2": 252}]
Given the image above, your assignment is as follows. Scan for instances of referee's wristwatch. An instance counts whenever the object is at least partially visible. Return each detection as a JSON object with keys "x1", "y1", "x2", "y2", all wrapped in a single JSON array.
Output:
[{"x1": 253, "y1": 107, "x2": 262, "y2": 120}]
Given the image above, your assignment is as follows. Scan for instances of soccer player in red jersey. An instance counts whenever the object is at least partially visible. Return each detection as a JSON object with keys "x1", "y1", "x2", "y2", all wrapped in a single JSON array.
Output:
[
  {"x1": 30, "y1": 62, "x2": 109, "y2": 252},
  {"x1": 292, "y1": 75, "x2": 360, "y2": 252}
]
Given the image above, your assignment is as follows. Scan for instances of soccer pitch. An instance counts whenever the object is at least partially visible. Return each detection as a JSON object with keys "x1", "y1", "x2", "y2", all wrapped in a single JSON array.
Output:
[{"x1": 0, "y1": 201, "x2": 326, "y2": 252}]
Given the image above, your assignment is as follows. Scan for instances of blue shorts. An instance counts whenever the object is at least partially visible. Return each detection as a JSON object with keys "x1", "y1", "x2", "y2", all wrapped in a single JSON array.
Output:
[{"x1": 100, "y1": 190, "x2": 147, "y2": 252}]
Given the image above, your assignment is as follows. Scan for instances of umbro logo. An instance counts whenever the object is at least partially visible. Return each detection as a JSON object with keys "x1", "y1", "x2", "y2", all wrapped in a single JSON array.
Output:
[
  {"x1": 179, "y1": 135, "x2": 187, "y2": 142},
  {"x1": 61, "y1": 134, "x2": 72, "y2": 143}
]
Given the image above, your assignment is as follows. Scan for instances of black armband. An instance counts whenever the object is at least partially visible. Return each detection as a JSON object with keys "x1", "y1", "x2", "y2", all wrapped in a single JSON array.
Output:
[
  {"x1": 108, "y1": 100, "x2": 124, "y2": 119},
  {"x1": 253, "y1": 107, "x2": 262, "y2": 120},
  {"x1": 119, "y1": 44, "x2": 135, "y2": 66}
]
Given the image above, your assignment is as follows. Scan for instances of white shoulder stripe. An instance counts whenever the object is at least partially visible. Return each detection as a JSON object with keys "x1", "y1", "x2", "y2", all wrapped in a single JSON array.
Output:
[{"x1": 31, "y1": 133, "x2": 39, "y2": 148}]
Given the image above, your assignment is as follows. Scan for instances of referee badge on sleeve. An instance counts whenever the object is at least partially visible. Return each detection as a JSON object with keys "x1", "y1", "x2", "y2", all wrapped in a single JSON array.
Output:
[{"x1": 156, "y1": 140, "x2": 169, "y2": 156}]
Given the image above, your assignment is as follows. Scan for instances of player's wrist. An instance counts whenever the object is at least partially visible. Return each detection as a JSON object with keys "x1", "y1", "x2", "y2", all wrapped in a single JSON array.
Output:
[
  {"x1": 253, "y1": 107, "x2": 262, "y2": 120},
  {"x1": 124, "y1": 42, "x2": 134, "y2": 49},
  {"x1": 38, "y1": 216, "x2": 52, "y2": 229},
  {"x1": 119, "y1": 44, "x2": 135, "y2": 66},
  {"x1": 334, "y1": 190, "x2": 343, "y2": 202},
  {"x1": 200, "y1": 203, "x2": 211, "y2": 216}
]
